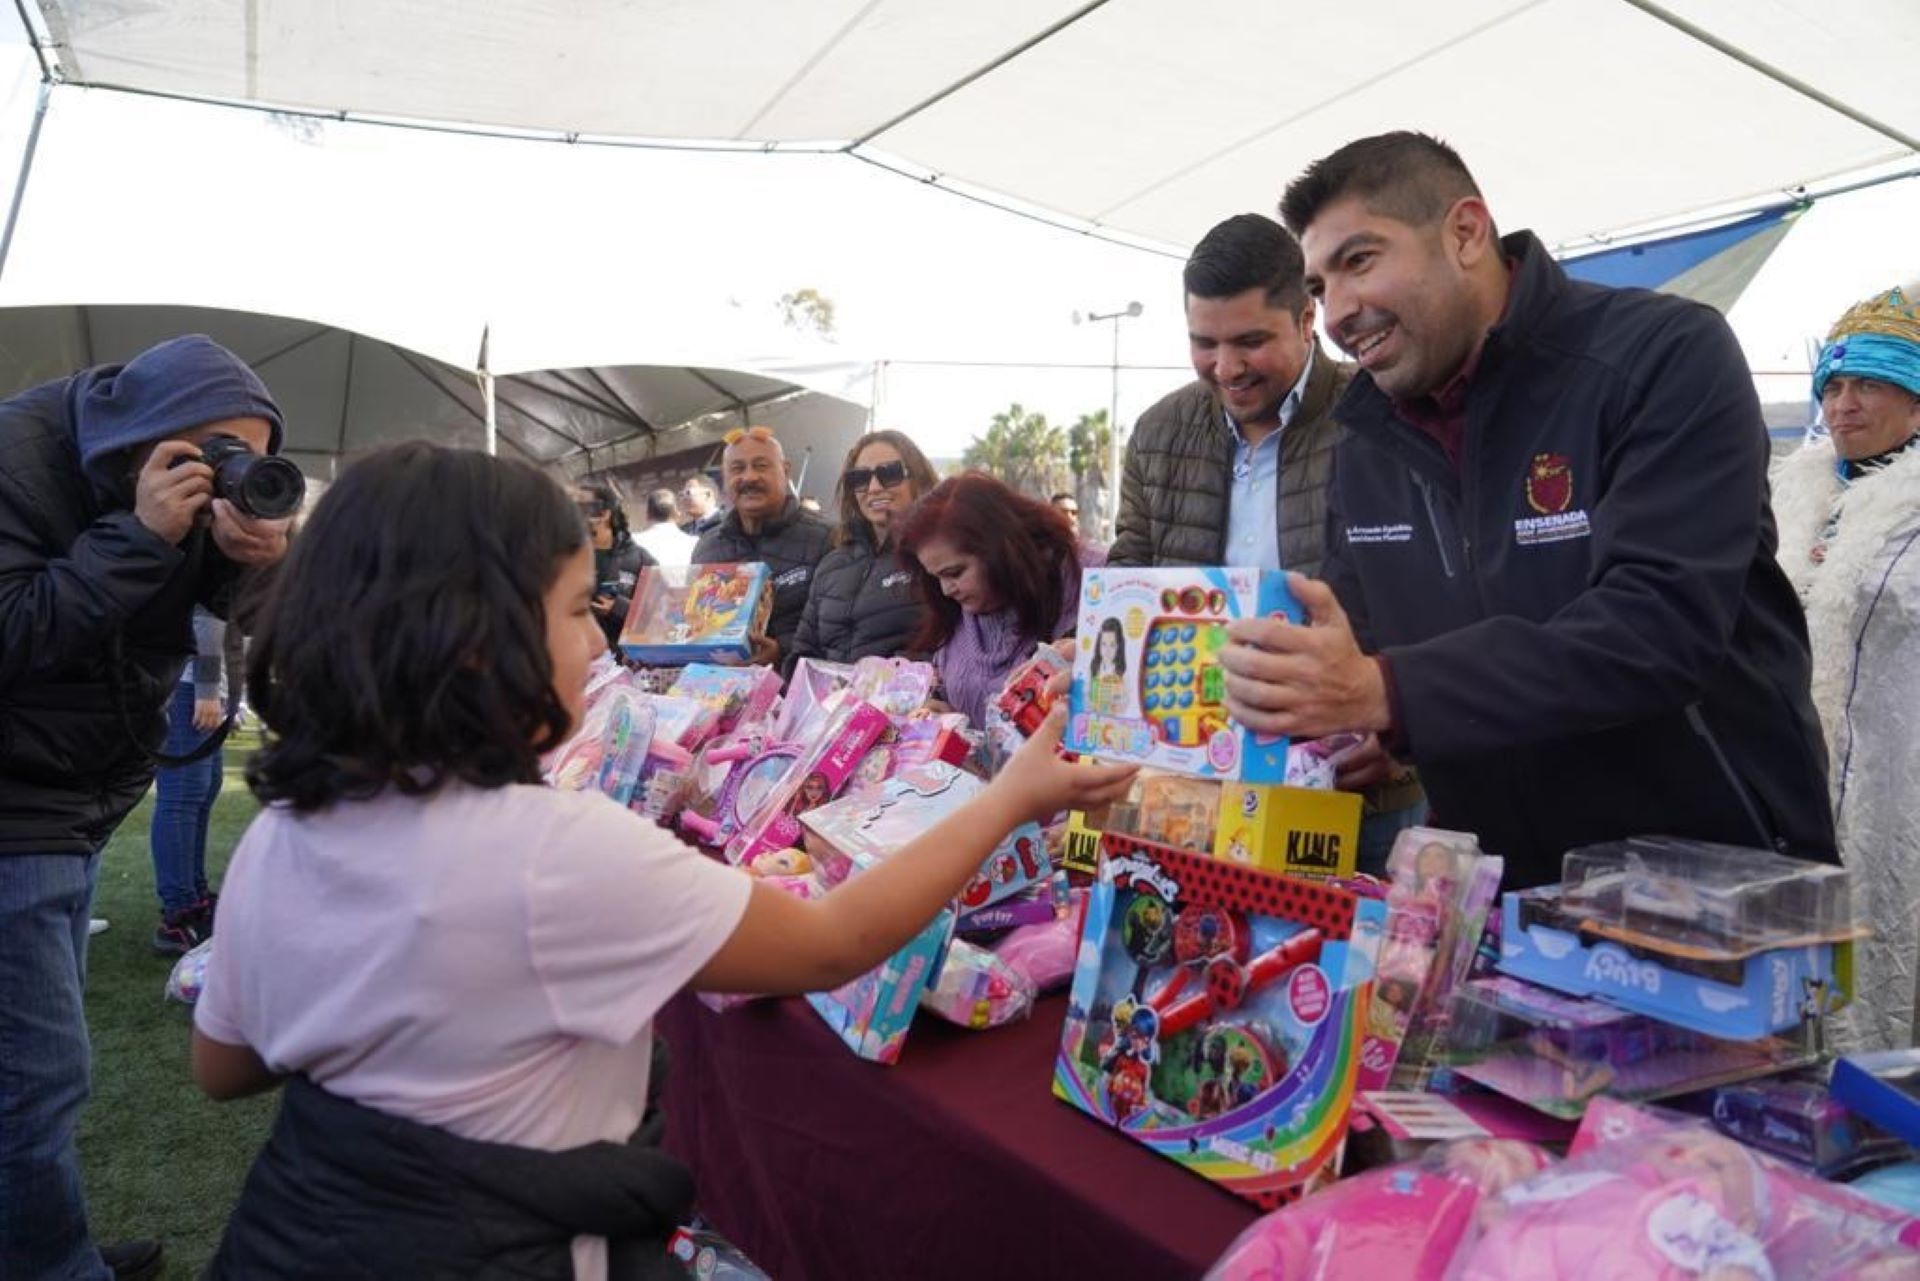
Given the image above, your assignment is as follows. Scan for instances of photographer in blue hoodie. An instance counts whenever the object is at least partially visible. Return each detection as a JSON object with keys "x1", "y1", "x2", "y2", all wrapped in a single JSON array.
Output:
[{"x1": 0, "y1": 335, "x2": 292, "y2": 1281}]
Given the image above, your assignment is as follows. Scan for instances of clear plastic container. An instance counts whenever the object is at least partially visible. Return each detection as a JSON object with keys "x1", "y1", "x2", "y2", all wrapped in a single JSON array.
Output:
[{"x1": 1560, "y1": 836, "x2": 1856, "y2": 958}]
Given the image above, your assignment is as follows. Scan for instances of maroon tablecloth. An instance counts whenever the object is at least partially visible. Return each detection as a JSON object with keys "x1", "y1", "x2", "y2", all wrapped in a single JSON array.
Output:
[{"x1": 658, "y1": 991, "x2": 1259, "y2": 1281}]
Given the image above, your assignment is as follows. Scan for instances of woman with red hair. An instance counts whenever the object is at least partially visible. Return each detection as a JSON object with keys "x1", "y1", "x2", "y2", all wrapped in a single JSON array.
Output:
[{"x1": 897, "y1": 472, "x2": 1103, "y2": 727}]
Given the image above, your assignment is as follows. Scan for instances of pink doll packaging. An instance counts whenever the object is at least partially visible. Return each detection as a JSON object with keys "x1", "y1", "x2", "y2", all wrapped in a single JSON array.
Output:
[
  {"x1": 1205, "y1": 1138, "x2": 1554, "y2": 1280},
  {"x1": 723, "y1": 698, "x2": 892, "y2": 866},
  {"x1": 668, "y1": 664, "x2": 782, "y2": 737},
  {"x1": 799, "y1": 761, "x2": 1050, "y2": 910},
  {"x1": 1455, "y1": 1098, "x2": 1920, "y2": 1278}
]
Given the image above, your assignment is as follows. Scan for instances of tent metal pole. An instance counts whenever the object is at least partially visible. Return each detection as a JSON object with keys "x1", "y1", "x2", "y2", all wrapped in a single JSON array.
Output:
[
  {"x1": 479, "y1": 325, "x2": 497, "y2": 457},
  {"x1": 482, "y1": 371, "x2": 497, "y2": 457},
  {"x1": 1616, "y1": 0, "x2": 1920, "y2": 153},
  {"x1": 0, "y1": 81, "x2": 53, "y2": 290}
]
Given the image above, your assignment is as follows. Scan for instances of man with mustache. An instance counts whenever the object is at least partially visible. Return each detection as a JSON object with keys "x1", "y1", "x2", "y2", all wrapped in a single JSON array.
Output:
[
  {"x1": 692, "y1": 426, "x2": 833, "y2": 668},
  {"x1": 1216, "y1": 131, "x2": 1835, "y2": 889}
]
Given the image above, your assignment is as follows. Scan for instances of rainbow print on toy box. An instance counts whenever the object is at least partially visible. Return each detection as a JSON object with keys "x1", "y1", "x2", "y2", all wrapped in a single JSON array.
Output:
[
  {"x1": 1066, "y1": 567, "x2": 1301, "y2": 782},
  {"x1": 1054, "y1": 831, "x2": 1384, "y2": 1210}
]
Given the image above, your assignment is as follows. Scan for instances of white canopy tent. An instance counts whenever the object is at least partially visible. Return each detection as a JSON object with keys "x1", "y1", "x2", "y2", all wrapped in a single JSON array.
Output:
[{"x1": 13, "y1": 0, "x2": 1918, "y2": 253}]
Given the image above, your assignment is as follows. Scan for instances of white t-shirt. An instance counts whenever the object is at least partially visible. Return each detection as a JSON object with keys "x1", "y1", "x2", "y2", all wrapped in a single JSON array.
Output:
[
  {"x1": 634, "y1": 521, "x2": 699, "y2": 568},
  {"x1": 196, "y1": 782, "x2": 753, "y2": 1280}
]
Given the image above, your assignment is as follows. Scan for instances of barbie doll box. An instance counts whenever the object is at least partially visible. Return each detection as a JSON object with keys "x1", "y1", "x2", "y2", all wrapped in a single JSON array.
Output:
[{"x1": 1064, "y1": 567, "x2": 1300, "y2": 783}]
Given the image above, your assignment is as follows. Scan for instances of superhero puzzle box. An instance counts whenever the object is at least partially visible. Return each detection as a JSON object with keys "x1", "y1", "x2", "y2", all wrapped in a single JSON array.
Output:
[
  {"x1": 1054, "y1": 831, "x2": 1385, "y2": 1209},
  {"x1": 1065, "y1": 567, "x2": 1300, "y2": 783},
  {"x1": 618, "y1": 562, "x2": 769, "y2": 665}
]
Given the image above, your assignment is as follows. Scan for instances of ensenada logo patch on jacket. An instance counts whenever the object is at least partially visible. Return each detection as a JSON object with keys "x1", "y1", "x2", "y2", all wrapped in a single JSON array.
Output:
[
  {"x1": 1515, "y1": 453, "x2": 1590, "y2": 546},
  {"x1": 774, "y1": 566, "x2": 812, "y2": 589}
]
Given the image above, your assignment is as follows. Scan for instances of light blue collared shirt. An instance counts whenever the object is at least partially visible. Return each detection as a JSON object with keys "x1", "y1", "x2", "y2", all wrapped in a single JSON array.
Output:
[{"x1": 1223, "y1": 350, "x2": 1315, "y2": 571}]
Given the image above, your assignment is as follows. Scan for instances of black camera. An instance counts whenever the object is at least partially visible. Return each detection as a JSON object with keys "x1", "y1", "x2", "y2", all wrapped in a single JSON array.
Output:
[{"x1": 180, "y1": 433, "x2": 306, "y2": 519}]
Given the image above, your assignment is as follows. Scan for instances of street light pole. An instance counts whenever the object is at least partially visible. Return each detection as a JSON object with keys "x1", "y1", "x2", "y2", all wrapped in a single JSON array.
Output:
[{"x1": 1075, "y1": 301, "x2": 1142, "y2": 540}]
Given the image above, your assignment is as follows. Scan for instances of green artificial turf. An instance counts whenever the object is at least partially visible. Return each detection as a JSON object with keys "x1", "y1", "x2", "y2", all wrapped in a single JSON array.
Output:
[{"x1": 77, "y1": 747, "x2": 274, "y2": 1280}]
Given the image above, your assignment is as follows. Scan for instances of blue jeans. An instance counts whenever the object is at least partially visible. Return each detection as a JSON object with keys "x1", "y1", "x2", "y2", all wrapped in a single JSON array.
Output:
[
  {"x1": 0, "y1": 850, "x2": 112, "y2": 1280},
  {"x1": 151, "y1": 681, "x2": 222, "y2": 914}
]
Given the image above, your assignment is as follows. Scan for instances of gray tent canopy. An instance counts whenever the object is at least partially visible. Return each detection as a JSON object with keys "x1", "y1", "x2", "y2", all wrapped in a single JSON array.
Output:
[{"x1": 0, "y1": 303, "x2": 851, "y2": 479}]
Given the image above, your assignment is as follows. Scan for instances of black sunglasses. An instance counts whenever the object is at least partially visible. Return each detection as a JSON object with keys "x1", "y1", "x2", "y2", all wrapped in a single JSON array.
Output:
[{"x1": 845, "y1": 461, "x2": 910, "y2": 491}]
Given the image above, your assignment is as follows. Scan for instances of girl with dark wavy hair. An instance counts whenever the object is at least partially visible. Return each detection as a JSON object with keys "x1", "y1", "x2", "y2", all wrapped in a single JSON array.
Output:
[
  {"x1": 188, "y1": 442, "x2": 1134, "y2": 1280},
  {"x1": 897, "y1": 471, "x2": 1106, "y2": 727}
]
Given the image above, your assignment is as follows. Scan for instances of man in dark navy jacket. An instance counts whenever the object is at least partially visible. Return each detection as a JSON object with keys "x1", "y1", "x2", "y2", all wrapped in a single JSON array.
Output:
[
  {"x1": 0, "y1": 336, "x2": 292, "y2": 1280},
  {"x1": 1217, "y1": 132, "x2": 1835, "y2": 889}
]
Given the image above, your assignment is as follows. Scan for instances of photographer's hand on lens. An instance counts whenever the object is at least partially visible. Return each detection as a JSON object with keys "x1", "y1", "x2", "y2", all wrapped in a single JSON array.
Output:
[
  {"x1": 135, "y1": 441, "x2": 214, "y2": 545},
  {"x1": 209, "y1": 498, "x2": 292, "y2": 567}
]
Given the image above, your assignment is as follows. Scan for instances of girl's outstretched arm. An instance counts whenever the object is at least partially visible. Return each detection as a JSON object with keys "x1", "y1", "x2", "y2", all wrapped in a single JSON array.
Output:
[{"x1": 694, "y1": 706, "x2": 1135, "y2": 995}]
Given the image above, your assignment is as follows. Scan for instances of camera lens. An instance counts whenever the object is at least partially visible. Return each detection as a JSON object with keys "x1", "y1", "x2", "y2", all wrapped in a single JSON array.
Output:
[{"x1": 232, "y1": 455, "x2": 305, "y2": 520}]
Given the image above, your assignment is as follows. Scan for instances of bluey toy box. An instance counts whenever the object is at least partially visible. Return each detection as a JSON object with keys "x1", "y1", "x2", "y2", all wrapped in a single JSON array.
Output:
[
  {"x1": 1497, "y1": 887, "x2": 1841, "y2": 1041},
  {"x1": 1065, "y1": 567, "x2": 1301, "y2": 782},
  {"x1": 1054, "y1": 830, "x2": 1385, "y2": 1209},
  {"x1": 619, "y1": 562, "x2": 769, "y2": 665}
]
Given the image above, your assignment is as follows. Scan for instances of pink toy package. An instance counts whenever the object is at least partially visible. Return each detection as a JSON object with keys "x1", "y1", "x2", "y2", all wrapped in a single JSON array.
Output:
[
  {"x1": 1455, "y1": 1098, "x2": 1920, "y2": 1278},
  {"x1": 988, "y1": 888, "x2": 1086, "y2": 993},
  {"x1": 723, "y1": 698, "x2": 893, "y2": 866},
  {"x1": 1205, "y1": 1138, "x2": 1554, "y2": 1281},
  {"x1": 799, "y1": 762, "x2": 1050, "y2": 910}
]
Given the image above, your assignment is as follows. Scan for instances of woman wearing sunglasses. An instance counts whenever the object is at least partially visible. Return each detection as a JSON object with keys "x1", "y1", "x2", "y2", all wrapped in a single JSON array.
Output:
[
  {"x1": 787, "y1": 430, "x2": 940, "y2": 672},
  {"x1": 898, "y1": 472, "x2": 1104, "y2": 728}
]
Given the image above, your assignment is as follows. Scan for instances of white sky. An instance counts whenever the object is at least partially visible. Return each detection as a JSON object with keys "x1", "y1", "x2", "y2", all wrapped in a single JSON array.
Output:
[{"x1": 0, "y1": 16, "x2": 1913, "y2": 457}]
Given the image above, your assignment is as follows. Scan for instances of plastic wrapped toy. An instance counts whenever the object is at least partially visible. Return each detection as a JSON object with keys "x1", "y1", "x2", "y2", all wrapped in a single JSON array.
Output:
[
  {"x1": 919, "y1": 937, "x2": 1035, "y2": 1029},
  {"x1": 990, "y1": 891, "x2": 1086, "y2": 993},
  {"x1": 1709, "y1": 1078, "x2": 1909, "y2": 1178},
  {"x1": 723, "y1": 698, "x2": 892, "y2": 866},
  {"x1": 774, "y1": 657, "x2": 854, "y2": 741},
  {"x1": 1457, "y1": 1099, "x2": 1920, "y2": 1278},
  {"x1": 669, "y1": 663, "x2": 782, "y2": 736},
  {"x1": 1206, "y1": 1138, "x2": 1553, "y2": 1280},
  {"x1": 166, "y1": 939, "x2": 213, "y2": 1005}
]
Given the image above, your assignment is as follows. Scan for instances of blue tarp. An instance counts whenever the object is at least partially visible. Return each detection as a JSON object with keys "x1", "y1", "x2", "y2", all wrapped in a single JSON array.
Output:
[{"x1": 1561, "y1": 206, "x2": 1796, "y2": 292}]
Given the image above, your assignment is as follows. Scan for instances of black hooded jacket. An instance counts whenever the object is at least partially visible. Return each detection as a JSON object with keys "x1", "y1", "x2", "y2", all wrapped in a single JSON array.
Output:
[
  {"x1": 0, "y1": 336, "x2": 285, "y2": 855},
  {"x1": 1323, "y1": 233, "x2": 1835, "y2": 888}
]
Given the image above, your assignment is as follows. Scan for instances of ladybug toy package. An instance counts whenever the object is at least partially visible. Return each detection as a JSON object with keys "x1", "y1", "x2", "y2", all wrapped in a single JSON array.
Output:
[{"x1": 1054, "y1": 831, "x2": 1385, "y2": 1208}]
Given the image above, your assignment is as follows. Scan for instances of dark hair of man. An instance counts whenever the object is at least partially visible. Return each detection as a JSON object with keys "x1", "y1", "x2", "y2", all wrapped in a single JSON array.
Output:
[
  {"x1": 245, "y1": 441, "x2": 587, "y2": 811},
  {"x1": 833, "y1": 428, "x2": 940, "y2": 548},
  {"x1": 1279, "y1": 131, "x2": 1490, "y2": 239},
  {"x1": 646, "y1": 487, "x2": 678, "y2": 523},
  {"x1": 1183, "y1": 213, "x2": 1308, "y2": 316},
  {"x1": 896, "y1": 471, "x2": 1081, "y2": 656}
]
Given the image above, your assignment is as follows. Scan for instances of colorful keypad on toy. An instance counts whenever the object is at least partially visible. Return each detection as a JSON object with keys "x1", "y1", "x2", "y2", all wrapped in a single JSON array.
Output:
[{"x1": 1140, "y1": 617, "x2": 1229, "y2": 746}]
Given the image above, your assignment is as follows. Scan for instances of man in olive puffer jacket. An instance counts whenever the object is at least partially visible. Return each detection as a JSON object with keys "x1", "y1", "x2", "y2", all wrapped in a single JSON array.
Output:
[
  {"x1": 1109, "y1": 213, "x2": 1351, "y2": 579},
  {"x1": 1109, "y1": 214, "x2": 1424, "y2": 865}
]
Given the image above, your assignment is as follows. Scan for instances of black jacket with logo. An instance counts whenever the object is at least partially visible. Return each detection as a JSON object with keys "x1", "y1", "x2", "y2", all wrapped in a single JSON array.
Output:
[
  {"x1": 1323, "y1": 232, "x2": 1835, "y2": 887},
  {"x1": 786, "y1": 527, "x2": 923, "y2": 673},
  {"x1": 692, "y1": 496, "x2": 835, "y2": 661}
]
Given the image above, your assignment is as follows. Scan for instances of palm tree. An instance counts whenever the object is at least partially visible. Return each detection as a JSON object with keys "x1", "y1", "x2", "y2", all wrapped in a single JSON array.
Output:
[{"x1": 963, "y1": 402, "x2": 1069, "y2": 497}]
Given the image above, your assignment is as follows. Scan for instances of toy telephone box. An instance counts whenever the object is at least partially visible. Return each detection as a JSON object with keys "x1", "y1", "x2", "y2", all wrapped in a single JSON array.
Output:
[{"x1": 1065, "y1": 568, "x2": 1299, "y2": 782}]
